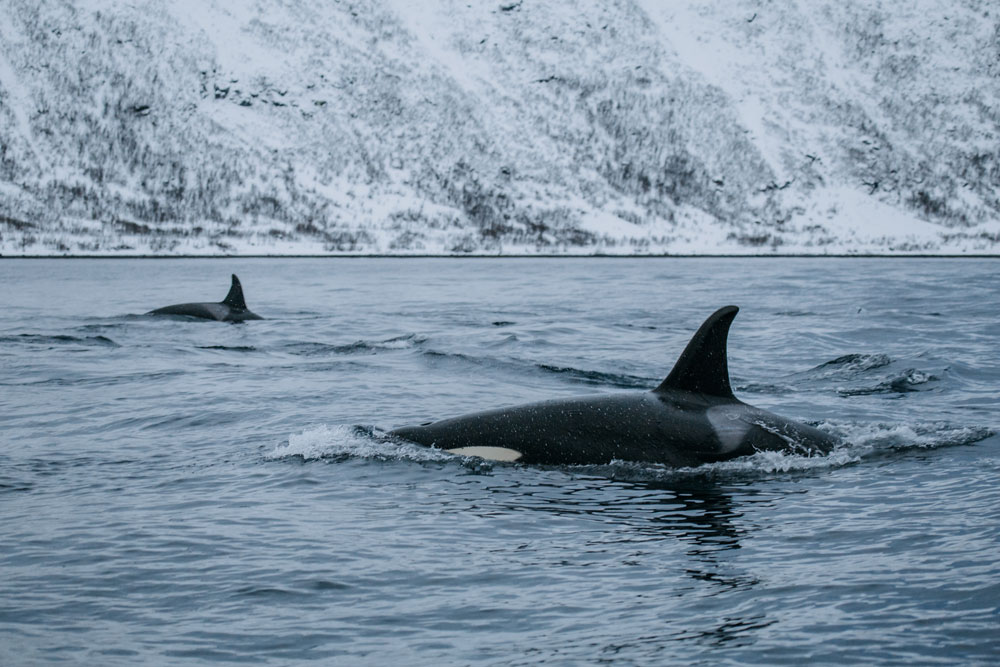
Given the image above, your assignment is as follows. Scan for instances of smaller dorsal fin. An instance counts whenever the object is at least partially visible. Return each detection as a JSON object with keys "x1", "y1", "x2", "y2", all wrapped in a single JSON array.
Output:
[
  {"x1": 654, "y1": 306, "x2": 738, "y2": 398},
  {"x1": 221, "y1": 274, "x2": 248, "y2": 310}
]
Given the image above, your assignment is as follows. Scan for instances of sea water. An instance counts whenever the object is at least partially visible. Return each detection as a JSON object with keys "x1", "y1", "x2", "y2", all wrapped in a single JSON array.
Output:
[{"x1": 1, "y1": 258, "x2": 997, "y2": 665}]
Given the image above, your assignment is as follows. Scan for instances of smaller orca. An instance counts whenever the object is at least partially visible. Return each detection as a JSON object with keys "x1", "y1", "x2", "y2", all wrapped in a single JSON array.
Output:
[
  {"x1": 148, "y1": 274, "x2": 263, "y2": 322},
  {"x1": 391, "y1": 306, "x2": 839, "y2": 466}
]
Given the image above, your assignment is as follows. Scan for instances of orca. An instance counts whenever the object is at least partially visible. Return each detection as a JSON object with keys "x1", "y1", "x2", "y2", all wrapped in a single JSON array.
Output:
[
  {"x1": 148, "y1": 274, "x2": 263, "y2": 322},
  {"x1": 390, "y1": 306, "x2": 838, "y2": 466}
]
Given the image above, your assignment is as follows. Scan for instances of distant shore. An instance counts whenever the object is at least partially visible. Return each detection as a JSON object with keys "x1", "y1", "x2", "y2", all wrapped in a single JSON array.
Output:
[{"x1": 4, "y1": 254, "x2": 999, "y2": 260}]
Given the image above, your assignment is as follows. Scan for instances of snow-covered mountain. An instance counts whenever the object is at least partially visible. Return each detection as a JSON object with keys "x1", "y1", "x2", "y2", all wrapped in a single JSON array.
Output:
[{"x1": 1, "y1": 0, "x2": 998, "y2": 255}]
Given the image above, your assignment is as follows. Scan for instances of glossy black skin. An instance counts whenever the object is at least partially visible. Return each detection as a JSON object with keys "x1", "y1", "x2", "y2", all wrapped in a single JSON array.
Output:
[
  {"x1": 148, "y1": 274, "x2": 262, "y2": 322},
  {"x1": 390, "y1": 391, "x2": 836, "y2": 466},
  {"x1": 391, "y1": 306, "x2": 839, "y2": 466}
]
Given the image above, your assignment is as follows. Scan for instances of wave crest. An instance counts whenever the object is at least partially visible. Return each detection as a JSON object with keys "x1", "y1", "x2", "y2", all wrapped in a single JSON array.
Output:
[{"x1": 265, "y1": 424, "x2": 454, "y2": 463}]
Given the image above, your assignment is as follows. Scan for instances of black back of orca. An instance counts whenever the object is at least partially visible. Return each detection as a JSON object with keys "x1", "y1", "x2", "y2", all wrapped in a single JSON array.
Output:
[
  {"x1": 390, "y1": 306, "x2": 838, "y2": 465},
  {"x1": 148, "y1": 274, "x2": 263, "y2": 322}
]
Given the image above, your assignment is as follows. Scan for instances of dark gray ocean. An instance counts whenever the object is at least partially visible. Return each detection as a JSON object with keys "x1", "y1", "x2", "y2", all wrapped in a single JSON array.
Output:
[{"x1": 1, "y1": 258, "x2": 998, "y2": 665}]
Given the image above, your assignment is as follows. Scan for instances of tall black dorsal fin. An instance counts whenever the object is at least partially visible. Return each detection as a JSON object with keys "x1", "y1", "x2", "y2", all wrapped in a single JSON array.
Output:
[
  {"x1": 654, "y1": 306, "x2": 739, "y2": 398},
  {"x1": 221, "y1": 274, "x2": 248, "y2": 310}
]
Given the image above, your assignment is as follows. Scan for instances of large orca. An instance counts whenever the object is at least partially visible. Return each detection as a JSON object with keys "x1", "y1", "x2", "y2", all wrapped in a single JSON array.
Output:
[
  {"x1": 148, "y1": 274, "x2": 263, "y2": 322},
  {"x1": 391, "y1": 306, "x2": 838, "y2": 466}
]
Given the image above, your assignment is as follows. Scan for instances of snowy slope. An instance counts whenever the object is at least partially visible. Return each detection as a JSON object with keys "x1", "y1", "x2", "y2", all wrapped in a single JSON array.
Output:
[{"x1": 0, "y1": 0, "x2": 997, "y2": 255}]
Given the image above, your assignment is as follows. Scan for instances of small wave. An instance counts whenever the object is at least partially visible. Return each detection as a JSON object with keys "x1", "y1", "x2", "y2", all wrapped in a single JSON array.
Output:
[
  {"x1": 265, "y1": 424, "x2": 455, "y2": 463},
  {"x1": 811, "y1": 353, "x2": 892, "y2": 375},
  {"x1": 424, "y1": 348, "x2": 654, "y2": 389},
  {"x1": 78, "y1": 322, "x2": 128, "y2": 331},
  {"x1": 0, "y1": 333, "x2": 119, "y2": 348},
  {"x1": 0, "y1": 481, "x2": 33, "y2": 494},
  {"x1": 196, "y1": 345, "x2": 257, "y2": 352},
  {"x1": 233, "y1": 586, "x2": 306, "y2": 599},
  {"x1": 487, "y1": 334, "x2": 519, "y2": 348},
  {"x1": 536, "y1": 364, "x2": 653, "y2": 389},
  {"x1": 735, "y1": 382, "x2": 795, "y2": 395},
  {"x1": 618, "y1": 323, "x2": 658, "y2": 330},
  {"x1": 423, "y1": 349, "x2": 478, "y2": 363},
  {"x1": 282, "y1": 342, "x2": 351, "y2": 356},
  {"x1": 837, "y1": 368, "x2": 938, "y2": 396},
  {"x1": 572, "y1": 447, "x2": 865, "y2": 483},
  {"x1": 283, "y1": 334, "x2": 424, "y2": 357},
  {"x1": 820, "y1": 420, "x2": 993, "y2": 453},
  {"x1": 0, "y1": 368, "x2": 186, "y2": 388},
  {"x1": 375, "y1": 333, "x2": 425, "y2": 349}
]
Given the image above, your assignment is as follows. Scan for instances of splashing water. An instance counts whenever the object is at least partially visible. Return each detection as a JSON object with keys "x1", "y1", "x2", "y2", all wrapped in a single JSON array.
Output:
[{"x1": 266, "y1": 424, "x2": 454, "y2": 463}]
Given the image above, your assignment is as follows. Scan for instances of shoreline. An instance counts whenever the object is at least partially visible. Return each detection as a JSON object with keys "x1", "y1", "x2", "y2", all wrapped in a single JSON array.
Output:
[{"x1": 2, "y1": 253, "x2": 998, "y2": 260}]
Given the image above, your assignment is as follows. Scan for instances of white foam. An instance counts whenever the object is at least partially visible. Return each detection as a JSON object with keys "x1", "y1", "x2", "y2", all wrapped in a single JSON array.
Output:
[
  {"x1": 685, "y1": 447, "x2": 862, "y2": 476},
  {"x1": 377, "y1": 335, "x2": 422, "y2": 350},
  {"x1": 696, "y1": 420, "x2": 994, "y2": 475},
  {"x1": 266, "y1": 424, "x2": 454, "y2": 463},
  {"x1": 819, "y1": 420, "x2": 994, "y2": 452},
  {"x1": 592, "y1": 420, "x2": 993, "y2": 481}
]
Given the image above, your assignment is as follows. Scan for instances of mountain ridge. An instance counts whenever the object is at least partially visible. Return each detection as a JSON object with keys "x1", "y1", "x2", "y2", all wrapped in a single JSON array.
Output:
[{"x1": 1, "y1": 0, "x2": 998, "y2": 255}]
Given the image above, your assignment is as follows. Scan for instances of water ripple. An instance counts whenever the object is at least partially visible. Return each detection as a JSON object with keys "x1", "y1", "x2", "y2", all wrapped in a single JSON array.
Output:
[{"x1": 1, "y1": 258, "x2": 997, "y2": 666}]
